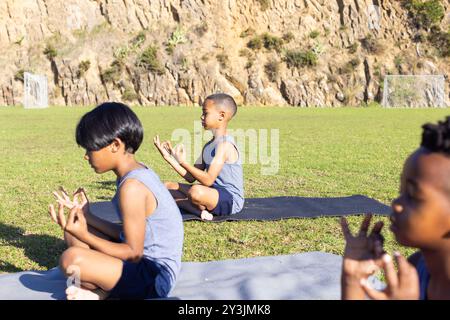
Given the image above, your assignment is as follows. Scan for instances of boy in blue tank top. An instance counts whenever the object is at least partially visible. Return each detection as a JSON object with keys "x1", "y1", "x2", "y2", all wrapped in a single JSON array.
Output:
[
  {"x1": 48, "y1": 102, "x2": 184, "y2": 300},
  {"x1": 154, "y1": 93, "x2": 244, "y2": 221}
]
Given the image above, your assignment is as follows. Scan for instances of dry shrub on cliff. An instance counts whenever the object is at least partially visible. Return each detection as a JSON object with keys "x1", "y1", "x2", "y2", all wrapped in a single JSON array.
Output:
[
  {"x1": 428, "y1": 26, "x2": 450, "y2": 57},
  {"x1": 136, "y1": 45, "x2": 165, "y2": 75},
  {"x1": 122, "y1": 87, "x2": 139, "y2": 102},
  {"x1": 194, "y1": 22, "x2": 208, "y2": 37},
  {"x1": 264, "y1": 59, "x2": 280, "y2": 82},
  {"x1": 256, "y1": 0, "x2": 270, "y2": 11},
  {"x1": 282, "y1": 32, "x2": 295, "y2": 43},
  {"x1": 240, "y1": 27, "x2": 256, "y2": 38},
  {"x1": 247, "y1": 33, "x2": 284, "y2": 52},
  {"x1": 361, "y1": 35, "x2": 384, "y2": 55},
  {"x1": 247, "y1": 36, "x2": 263, "y2": 50},
  {"x1": 77, "y1": 60, "x2": 91, "y2": 78},
  {"x1": 216, "y1": 53, "x2": 229, "y2": 69}
]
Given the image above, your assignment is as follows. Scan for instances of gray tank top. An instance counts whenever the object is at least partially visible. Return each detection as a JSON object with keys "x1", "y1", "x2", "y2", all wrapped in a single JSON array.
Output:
[
  {"x1": 112, "y1": 165, "x2": 184, "y2": 297},
  {"x1": 203, "y1": 135, "x2": 245, "y2": 214}
]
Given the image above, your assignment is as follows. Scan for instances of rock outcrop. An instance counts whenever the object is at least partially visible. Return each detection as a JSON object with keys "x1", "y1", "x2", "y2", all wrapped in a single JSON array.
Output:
[{"x1": 0, "y1": 0, "x2": 448, "y2": 106}]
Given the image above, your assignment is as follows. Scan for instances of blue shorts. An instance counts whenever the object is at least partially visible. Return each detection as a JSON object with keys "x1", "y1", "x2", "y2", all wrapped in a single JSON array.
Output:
[
  {"x1": 211, "y1": 187, "x2": 234, "y2": 216},
  {"x1": 109, "y1": 258, "x2": 162, "y2": 300}
]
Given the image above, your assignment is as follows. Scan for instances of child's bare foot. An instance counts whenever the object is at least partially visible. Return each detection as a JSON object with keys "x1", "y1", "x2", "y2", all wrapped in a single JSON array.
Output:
[
  {"x1": 200, "y1": 210, "x2": 214, "y2": 221},
  {"x1": 66, "y1": 285, "x2": 107, "y2": 300}
]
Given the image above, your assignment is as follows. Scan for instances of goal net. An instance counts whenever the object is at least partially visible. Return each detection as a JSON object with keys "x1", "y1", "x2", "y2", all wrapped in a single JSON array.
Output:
[
  {"x1": 382, "y1": 75, "x2": 447, "y2": 108},
  {"x1": 24, "y1": 72, "x2": 48, "y2": 109}
]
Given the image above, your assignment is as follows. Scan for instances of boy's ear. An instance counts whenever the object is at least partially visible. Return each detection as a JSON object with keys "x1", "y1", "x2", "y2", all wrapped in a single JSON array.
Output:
[
  {"x1": 110, "y1": 138, "x2": 122, "y2": 153},
  {"x1": 219, "y1": 110, "x2": 226, "y2": 121}
]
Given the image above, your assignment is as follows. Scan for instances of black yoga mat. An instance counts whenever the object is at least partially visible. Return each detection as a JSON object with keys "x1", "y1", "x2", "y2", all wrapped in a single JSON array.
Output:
[{"x1": 90, "y1": 195, "x2": 390, "y2": 224}]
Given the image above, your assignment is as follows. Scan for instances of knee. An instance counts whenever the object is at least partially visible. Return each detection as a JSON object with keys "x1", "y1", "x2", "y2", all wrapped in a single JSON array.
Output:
[
  {"x1": 188, "y1": 185, "x2": 204, "y2": 203},
  {"x1": 59, "y1": 247, "x2": 84, "y2": 275},
  {"x1": 164, "y1": 181, "x2": 178, "y2": 190}
]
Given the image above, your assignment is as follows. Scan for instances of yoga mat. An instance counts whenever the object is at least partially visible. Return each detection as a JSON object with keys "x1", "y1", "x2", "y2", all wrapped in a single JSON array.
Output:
[
  {"x1": 90, "y1": 195, "x2": 390, "y2": 224},
  {"x1": 0, "y1": 252, "x2": 384, "y2": 300}
]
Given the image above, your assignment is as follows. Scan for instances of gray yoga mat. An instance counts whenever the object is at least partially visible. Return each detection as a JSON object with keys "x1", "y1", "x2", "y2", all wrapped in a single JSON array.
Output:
[
  {"x1": 0, "y1": 251, "x2": 383, "y2": 300},
  {"x1": 90, "y1": 195, "x2": 390, "y2": 223}
]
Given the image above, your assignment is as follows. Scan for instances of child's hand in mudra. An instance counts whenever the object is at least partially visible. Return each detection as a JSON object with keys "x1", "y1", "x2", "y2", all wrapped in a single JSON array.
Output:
[
  {"x1": 341, "y1": 215, "x2": 385, "y2": 279},
  {"x1": 49, "y1": 201, "x2": 89, "y2": 240},
  {"x1": 153, "y1": 135, "x2": 174, "y2": 160},
  {"x1": 172, "y1": 144, "x2": 186, "y2": 164},
  {"x1": 52, "y1": 186, "x2": 89, "y2": 210},
  {"x1": 360, "y1": 252, "x2": 420, "y2": 300}
]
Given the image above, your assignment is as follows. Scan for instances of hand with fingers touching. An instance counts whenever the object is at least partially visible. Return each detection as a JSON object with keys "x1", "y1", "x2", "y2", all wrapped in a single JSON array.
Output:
[
  {"x1": 172, "y1": 143, "x2": 187, "y2": 165},
  {"x1": 340, "y1": 214, "x2": 386, "y2": 300},
  {"x1": 52, "y1": 186, "x2": 89, "y2": 214},
  {"x1": 49, "y1": 201, "x2": 89, "y2": 241},
  {"x1": 153, "y1": 135, "x2": 173, "y2": 161},
  {"x1": 341, "y1": 214, "x2": 385, "y2": 279},
  {"x1": 360, "y1": 252, "x2": 420, "y2": 300}
]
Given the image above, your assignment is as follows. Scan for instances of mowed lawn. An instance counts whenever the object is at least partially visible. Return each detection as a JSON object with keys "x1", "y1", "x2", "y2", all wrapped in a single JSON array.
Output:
[{"x1": 0, "y1": 106, "x2": 449, "y2": 273}]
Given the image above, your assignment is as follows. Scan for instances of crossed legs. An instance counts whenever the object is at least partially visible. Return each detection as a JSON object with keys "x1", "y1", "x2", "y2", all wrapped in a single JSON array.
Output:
[
  {"x1": 59, "y1": 214, "x2": 123, "y2": 300},
  {"x1": 165, "y1": 181, "x2": 219, "y2": 221}
]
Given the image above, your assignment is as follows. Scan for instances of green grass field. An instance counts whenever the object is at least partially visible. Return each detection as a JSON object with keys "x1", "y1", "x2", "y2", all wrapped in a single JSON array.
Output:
[{"x1": 0, "y1": 106, "x2": 449, "y2": 274}]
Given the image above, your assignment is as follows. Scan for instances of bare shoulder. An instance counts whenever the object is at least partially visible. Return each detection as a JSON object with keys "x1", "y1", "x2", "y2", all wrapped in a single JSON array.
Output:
[
  {"x1": 119, "y1": 178, "x2": 148, "y2": 197},
  {"x1": 118, "y1": 178, "x2": 157, "y2": 218}
]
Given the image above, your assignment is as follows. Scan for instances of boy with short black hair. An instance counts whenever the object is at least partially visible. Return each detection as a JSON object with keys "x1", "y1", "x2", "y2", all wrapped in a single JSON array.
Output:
[
  {"x1": 50, "y1": 102, "x2": 184, "y2": 300},
  {"x1": 154, "y1": 93, "x2": 244, "y2": 221}
]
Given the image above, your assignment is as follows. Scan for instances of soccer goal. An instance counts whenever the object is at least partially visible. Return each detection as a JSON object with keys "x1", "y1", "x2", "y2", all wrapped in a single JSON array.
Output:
[
  {"x1": 382, "y1": 75, "x2": 447, "y2": 108},
  {"x1": 23, "y1": 72, "x2": 48, "y2": 109}
]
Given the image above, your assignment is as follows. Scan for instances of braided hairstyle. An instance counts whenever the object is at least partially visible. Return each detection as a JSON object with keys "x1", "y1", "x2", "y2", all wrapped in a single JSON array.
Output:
[{"x1": 421, "y1": 116, "x2": 450, "y2": 153}]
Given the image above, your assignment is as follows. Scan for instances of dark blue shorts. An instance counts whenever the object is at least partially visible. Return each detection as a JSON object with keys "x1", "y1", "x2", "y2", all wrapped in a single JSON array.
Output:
[
  {"x1": 211, "y1": 187, "x2": 234, "y2": 216},
  {"x1": 109, "y1": 258, "x2": 162, "y2": 300}
]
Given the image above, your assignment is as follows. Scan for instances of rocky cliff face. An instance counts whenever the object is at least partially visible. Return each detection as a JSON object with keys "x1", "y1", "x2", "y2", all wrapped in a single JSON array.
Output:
[{"x1": 0, "y1": 0, "x2": 449, "y2": 106}]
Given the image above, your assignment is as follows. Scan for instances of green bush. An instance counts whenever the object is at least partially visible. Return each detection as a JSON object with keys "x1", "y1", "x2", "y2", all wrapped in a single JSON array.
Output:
[
  {"x1": 14, "y1": 69, "x2": 25, "y2": 82},
  {"x1": 77, "y1": 60, "x2": 91, "y2": 78},
  {"x1": 247, "y1": 36, "x2": 263, "y2": 50},
  {"x1": 166, "y1": 27, "x2": 187, "y2": 55},
  {"x1": 284, "y1": 49, "x2": 318, "y2": 68},
  {"x1": 394, "y1": 56, "x2": 404, "y2": 69},
  {"x1": 403, "y1": 0, "x2": 445, "y2": 29},
  {"x1": 256, "y1": 0, "x2": 270, "y2": 11},
  {"x1": 131, "y1": 31, "x2": 146, "y2": 48},
  {"x1": 43, "y1": 44, "x2": 57, "y2": 60},
  {"x1": 264, "y1": 59, "x2": 280, "y2": 82},
  {"x1": 136, "y1": 45, "x2": 165, "y2": 75},
  {"x1": 282, "y1": 32, "x2": 295, "y2": 43},
  {"x1": 309, "y1": 30, "x2": 320, "y2": 39},
  {"x1": 248, "y1": 33, "x2": 284, "y2": 52},
  {"x1": 122, "y1": 87, "x2": 139, "y2": 102},
  {"x1": 240, "y1": 27, "x2": 256, "y2": 38},
  {"x1": 262, "y1": 33, "x2": 284, "y2": 52},
  {"x1": 428, "y1": 26, "x2": 450, "y2": 57},
  {"x1": 340, "y1": 58, "x2": 361, "y2": 74},
  {"x1": 361, "y1": 35, "x2": 383, "y2": 54},
  {"x1": 348, "y1": 42, "x2": 359, "y2": 54}
]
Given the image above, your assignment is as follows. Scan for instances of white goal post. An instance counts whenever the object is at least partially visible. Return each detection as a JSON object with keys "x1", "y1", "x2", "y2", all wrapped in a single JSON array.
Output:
[{"x1": 23, "y1": 72, "x2": 48, "y2": 109}]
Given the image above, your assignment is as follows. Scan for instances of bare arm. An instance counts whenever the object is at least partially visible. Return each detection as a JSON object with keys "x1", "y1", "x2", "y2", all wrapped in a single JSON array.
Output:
[
  {"x1": 75, "y1": 179, "x2": 154, "y2": 262},
  {"x1": 154, "y1": 135, "x2": 205, "y2": 183},
  {"x1": 178, "y1": 141, "x2": 231, "y2": 187}
]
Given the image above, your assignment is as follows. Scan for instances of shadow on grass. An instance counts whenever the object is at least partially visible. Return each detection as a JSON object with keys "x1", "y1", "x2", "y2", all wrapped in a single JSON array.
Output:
[{"x1": 0, "y1": 223, "x2": 65, "y2": 273}]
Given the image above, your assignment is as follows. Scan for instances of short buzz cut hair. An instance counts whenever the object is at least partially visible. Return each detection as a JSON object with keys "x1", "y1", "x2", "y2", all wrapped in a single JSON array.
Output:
[
  {"x1": 205, "y1": 93, "x2": 238, "y2": 118},
  {"x1": 75, "y1": 102, "x2": 143, "y2": 153}
]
